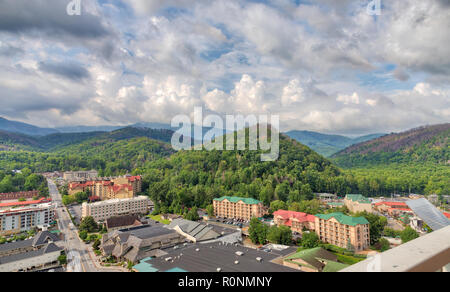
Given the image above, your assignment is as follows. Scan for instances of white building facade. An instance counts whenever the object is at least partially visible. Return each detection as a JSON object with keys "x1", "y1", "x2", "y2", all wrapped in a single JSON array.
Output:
[
  {"x1": 82, "y1": 196, "x2": 151, "y2": 222},
  {"x1": 0, "y1": 203, "x2": 54, "y2": 237}
]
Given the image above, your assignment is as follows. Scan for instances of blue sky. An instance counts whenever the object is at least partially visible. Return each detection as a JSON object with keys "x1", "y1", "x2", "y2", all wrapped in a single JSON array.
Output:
[{"x1": 0, "y1": 0, "x2": 448, "y2": 135}]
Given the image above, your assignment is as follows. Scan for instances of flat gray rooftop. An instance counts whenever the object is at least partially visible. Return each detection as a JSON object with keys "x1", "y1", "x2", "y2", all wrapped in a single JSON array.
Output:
[
  {"x1": 118, "y1": 225, "x2": 176, "y2": 240},
  {"x1": 144, "y1": 242, "x2": 299, "y2": 272}
]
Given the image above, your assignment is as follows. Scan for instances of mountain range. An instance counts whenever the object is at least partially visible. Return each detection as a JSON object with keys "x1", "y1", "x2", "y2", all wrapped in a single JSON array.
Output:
[
  {"x1": 285, "y1": 130, "x2": 385, "y2": 157},
  {"x1": 0, "y1": 116, "x2": 383, "y2": 156},
  {"x1": 332, "y1": 123, "x2": 450, "y2": 167}
]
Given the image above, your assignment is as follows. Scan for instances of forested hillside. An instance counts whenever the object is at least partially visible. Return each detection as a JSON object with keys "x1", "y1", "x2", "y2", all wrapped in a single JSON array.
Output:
[
  {"x1": 332, "y1": 123, "x2": 449, "y2": 167},
  {"x1": 142, "y1": 133, "x2": 344, "y2": 213},
  {"x1": 0, "y1": 128, "x2": 176, "y2": 175},
  {"x1": 285, "y1": 130, "x2": 385, "y2": 157}
]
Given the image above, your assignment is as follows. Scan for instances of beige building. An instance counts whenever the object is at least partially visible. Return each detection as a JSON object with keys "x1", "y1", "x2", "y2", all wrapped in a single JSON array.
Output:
[
  {"x1": 315, "y1": 212, "x2": 370, "y2": 252},
  {"x1": 81, "y1": 196, "x2": 151, "y2": 222},
  {"x1": 344, "y1": 194, "x2": 373, "y2": 213},
  {"x1": 213, "y1": 196, "x2": 267, "y2": 220},
  {"x1": 63, "y1": 170, "x2": 98, "y2": 181},
  {"x1": 69, "y1": 176, "x2": 142, "y2": 200}
]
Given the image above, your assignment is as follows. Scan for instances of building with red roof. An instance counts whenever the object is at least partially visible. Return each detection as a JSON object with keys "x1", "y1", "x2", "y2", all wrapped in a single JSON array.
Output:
[
  {"x1": 374, "y1": 201, "x2": 412, "y2": 216},
  {"x1": 68, "y1": 175, "x2": 142, "y2": 201},
  {"x1": 443, "y1": 212, "x2": 450, "y2": 219},
  {"x1": 273, "y1": 210, "x2": 316, "y2": 233},
  {"x1": 0, "y1": 197, "x2": 51, "y2": 210}
]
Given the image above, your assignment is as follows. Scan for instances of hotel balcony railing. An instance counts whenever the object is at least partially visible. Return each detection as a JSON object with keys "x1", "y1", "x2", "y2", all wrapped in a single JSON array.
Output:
[{"x1": 341, "y1": 225, "x2": 450, "y2": 272}]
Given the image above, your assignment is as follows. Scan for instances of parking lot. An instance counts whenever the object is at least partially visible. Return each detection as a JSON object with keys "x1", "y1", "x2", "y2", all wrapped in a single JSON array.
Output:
[
  {"x1": 66, "y1": 204, "x2": 82, "y2": 225},
  {"x1": 209, "y1": 217, "x2": 250, "y2": 228}
]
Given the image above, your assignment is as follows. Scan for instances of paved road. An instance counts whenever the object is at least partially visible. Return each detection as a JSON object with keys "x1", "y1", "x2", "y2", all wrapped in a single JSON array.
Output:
[{"x1": 48, "y1": 179, "x2": 99, "y2": 272}]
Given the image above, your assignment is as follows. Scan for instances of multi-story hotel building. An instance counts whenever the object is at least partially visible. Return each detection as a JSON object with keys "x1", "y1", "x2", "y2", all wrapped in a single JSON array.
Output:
[
  {"x1": 344, "y1": 194, "x2": 373, "y2": 213},
  {"x1": 0, "y1": 202, "x2": 55, "y2": 237},
  {"x1": 273, "y1": 210, "x2": 316, "y2": 233},
  {"x1": 81, "y1": 196, "x2": 151, "y2": 222},
  {"x1": 69, "y1": 175, "x2": 142, "y2": 200},
  {"x1": 314, "y1": 212, "x2": 370, "y2": 252},
  {"x1": 213, "y1": 196, "x2": 267, "y2": 220},
  {"x1": 63, "y1": 170, "x2": 98, "y2": 181}
]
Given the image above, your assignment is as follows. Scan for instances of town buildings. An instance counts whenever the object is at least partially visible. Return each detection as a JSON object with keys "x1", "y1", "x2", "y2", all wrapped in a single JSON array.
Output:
[
  {"x1": 273, "y1": 210, "x2": 316, "y2": 233},
  {"x1": 314, "y1": 212, "x2": 370, "y2": 252},
  {"x1": 0, "y1": 200, "x2": 55, "y2": 237},
  {"x1": 100, "y1": 225, "x2": 186, "y2": 263},
  {"x1": 0, "y1": 191, "x2": 39, "y2": 201},
  {"x1": 68, "y1": 175, "x2": 142, "y2": 200},
  {"x1": 132, "y1": 241, "x2": 298, "y2": 272},
  {"x1": 81, "y1": 196, "x2": 151, "y2": 222},
  {"x1": 63, "y1": 170, "x2": 98, "y2": 181},
  {"x1": 344, "y1": 194, "x2": 373, "y2": 213},
  {"x1": 213, "y1": 196, "x2": 267, "y2": 220},
  {"x1": 104, "y1": 214, "x2": 144, "y2": 231},
  {"x1": 0, "y1": 231, "x2": 62, "y2": 272},
  {"x1": 374, "y1": 201, "x2": 413, "y2": 216}
]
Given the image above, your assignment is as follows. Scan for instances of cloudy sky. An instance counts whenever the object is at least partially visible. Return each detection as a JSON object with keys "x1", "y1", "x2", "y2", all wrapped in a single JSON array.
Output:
[{"x1": 0, "y1": 0, "x2": 449, "y2": 135}]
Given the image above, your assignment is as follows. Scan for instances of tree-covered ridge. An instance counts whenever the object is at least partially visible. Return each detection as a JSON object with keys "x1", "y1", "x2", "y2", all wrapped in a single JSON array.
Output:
[
  {"x1": 332, "y1": 123, "x2": 449, "y2": 167},
  {"x1": 0, "y1": 137, "x2": 175, "y2": 176},
  {"x1": 0, "y1": 127, "x2": 175, "y2": 152},
  {"x1": 144, "y1": 133, "x2": 346, "y2": 213}
]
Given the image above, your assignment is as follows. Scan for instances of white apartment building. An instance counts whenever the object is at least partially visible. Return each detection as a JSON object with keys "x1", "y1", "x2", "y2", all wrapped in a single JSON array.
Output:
[
  {"x1": 0, "y1": 203, "x2": 55, "y2": 237},
  {"x1": 81, "y1": 196, "x2": 150, "y2": 222}
]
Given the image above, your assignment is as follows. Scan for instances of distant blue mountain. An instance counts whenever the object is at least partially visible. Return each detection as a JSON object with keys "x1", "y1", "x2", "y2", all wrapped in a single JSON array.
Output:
[
  {"x1": 0, "y1": 117, "x2": 58, "y2": 136},
  {"x1": 285, "y1": 130, "x2": 385, "y2": 157}
]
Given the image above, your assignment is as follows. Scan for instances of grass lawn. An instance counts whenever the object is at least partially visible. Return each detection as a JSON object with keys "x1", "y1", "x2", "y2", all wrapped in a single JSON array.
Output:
[
  {"x1": 335, "y1": 253, "x2": 366, "y2": 265},
  {"x1": 148, "y1": 214, "x2": 170, "y2": 225}
]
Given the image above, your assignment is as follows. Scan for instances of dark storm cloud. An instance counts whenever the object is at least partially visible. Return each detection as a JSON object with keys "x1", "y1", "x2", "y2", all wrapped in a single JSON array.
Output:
[
  {"x1": 39, "y1": 61, "x2": 91, "y2": 81},
  {"x1": 0, "y1": 0, "x2": 110, "y2": 39}
]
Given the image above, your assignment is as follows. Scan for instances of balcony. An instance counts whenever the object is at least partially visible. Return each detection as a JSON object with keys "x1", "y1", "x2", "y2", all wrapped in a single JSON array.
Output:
[{"x1": 341, "y1": 225, "x2": 450, "y2": 272}]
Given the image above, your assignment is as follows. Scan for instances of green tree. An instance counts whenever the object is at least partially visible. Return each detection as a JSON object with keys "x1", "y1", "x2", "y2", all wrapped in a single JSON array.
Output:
[
  {"x1": 400, "y1": 226, "x2": 419, "y2": 243},
  {"x1": 58, "y1": 254, "x2": 67, "y2": 265},
  {"x1": 249, "y1": 218, "x2": 268, "y2": 245},
  {"x1": 355, "y1": 211, "x2": 388, "y2": 245},
  {"x1": 378, "y1": 237, "x2": 390, "y2": 252},
  {"x1": 206, "y1": 204, "x2": 214, "y2": 217},
  {"x1": 79, "y1": 230, "x2": 88, "y2": 240},
  {"x1": 270, "y1": 200, "x2": 287, "y2": 213},
  {"x1": 79, "y1": 216, "x2": 99, "y2": 233},
  {"x1": 267, "y1": 225, "x2": 292, "y2": 245},
  {"x1": 300, "y1": 232, "x2": 320, "y2": 248},
  {"x1": 184, "y1": 206, "x2": 199, "y2": 221}
]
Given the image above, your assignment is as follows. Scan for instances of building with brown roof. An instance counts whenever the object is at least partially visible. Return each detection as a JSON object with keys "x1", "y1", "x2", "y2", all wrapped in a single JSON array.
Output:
[
  {"x1": 105, "y1": 214, "x2": 143, "y2": 231},
  {"x1": 100, "y1": 225, "x2": 185, "y2": 263}
]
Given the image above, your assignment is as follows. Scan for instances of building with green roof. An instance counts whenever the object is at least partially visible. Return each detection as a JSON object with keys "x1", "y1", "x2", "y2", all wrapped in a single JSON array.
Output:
[
  {"x1": 314, "y1": 212, "x2": 371, "y2": 252},
  {"x1": 213, "y1": 196, "x2": 262, "y2": 205},
  {"x1": 315, "y1": 212, "x2": 369, "y2": 226},
  {"x1": 213, "y1": 196, "x2": 267, "y2": 220},
  {"x1": 283, "y1": 247, "x2": 349, "y2": 272}
]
